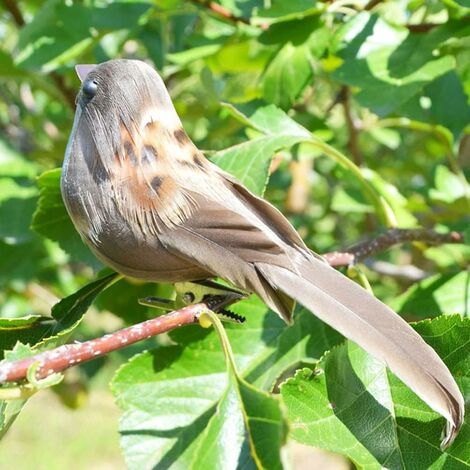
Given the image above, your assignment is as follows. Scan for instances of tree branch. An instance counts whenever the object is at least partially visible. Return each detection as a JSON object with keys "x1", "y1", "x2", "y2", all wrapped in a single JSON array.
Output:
[
  {"x1": 322, "y1": 228, "x2": 463, "y2": 267},
  {"x1": 341, "y1": 86, "x2": 363, "y2": 165},
  {"x1": 0, "y1": 229, "x2": 463, "y2": 386},
  {"x1": 406, "y1": 23, "x2": 443, "y2": 33},
  {"x1": 189, "y1": 0, "x2": 251, "y2": 25},
  {"x1": 0, "y1": 304, "x2": 207, "y2": 385},
  {"x1": 3, "y1": 0, "x2": 76, "y2": 109},
  {"x1": 3, "y1": 0, "x2": 24, "y2": 26}
]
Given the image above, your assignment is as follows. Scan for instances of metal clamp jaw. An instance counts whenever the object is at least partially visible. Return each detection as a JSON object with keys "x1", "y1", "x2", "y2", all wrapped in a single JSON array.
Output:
[{"x1": 139, "y1": 280, "x2": 247, "y2": 323}]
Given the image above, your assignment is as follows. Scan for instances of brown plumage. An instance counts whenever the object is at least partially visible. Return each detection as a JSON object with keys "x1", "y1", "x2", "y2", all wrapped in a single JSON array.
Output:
[{"x1": 61, "y1": 59, "x2": 464, "y2": 448}]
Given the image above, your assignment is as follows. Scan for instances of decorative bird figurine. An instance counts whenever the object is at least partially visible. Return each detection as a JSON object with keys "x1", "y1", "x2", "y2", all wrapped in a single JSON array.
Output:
[{"x1": 61, "y1": 59, "x2": 464, "y2": 448}]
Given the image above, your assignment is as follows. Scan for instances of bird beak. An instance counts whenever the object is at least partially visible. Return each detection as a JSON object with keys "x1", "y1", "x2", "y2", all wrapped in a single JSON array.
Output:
[{"x1": 75, "y1": 64, "x2": 96, "y2": 82}]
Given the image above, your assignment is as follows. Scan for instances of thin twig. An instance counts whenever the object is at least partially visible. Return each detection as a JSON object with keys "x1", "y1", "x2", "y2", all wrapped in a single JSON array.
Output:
[
  {"x1": 3, "y1": 0, "x2": 24, "y2": 26},
  {"x1": 326, "y1": 85, "x2": 347, "y2": 114},
  {"x1": 364, "y1": 0, "x2": 384, "y2": 10},
  {"x1": 322, "y1": 228, "x2": 463, "y2": 267},
  {"x1": 50, "y1": 74, "x2": 76, "y2": 108},
  {"x1": 341, "y1": 86, "x2": 363, "y2": 165},
  {"x1": 406, "y1": 23, "x2": 442, "y2": 33},
  {"x1": 3, "y1": 0, "x2": 76, "y2": 109},
  {"x1": 0, "y1": 304, "x2": 207, "y2": 385},
  {"x1": 189, "y1": 0, "x2": 251, "y2": 25}
]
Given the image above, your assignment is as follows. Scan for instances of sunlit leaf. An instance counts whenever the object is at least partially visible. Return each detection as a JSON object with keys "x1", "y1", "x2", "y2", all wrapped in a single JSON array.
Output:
[
  {"x1": 31, "y1": 169, "x2": 101, "y2": 269},
  {"x1": 281, "y1": 316, "x2": 470, "y2": 468},
  {"x1": 394, "y1": 272, "x2": 470, "y2": 318}
]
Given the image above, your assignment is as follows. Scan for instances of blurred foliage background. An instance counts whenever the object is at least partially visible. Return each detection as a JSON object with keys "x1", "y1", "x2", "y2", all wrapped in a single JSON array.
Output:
[{"x1": 0, "y1": 0, "x2": 469, "y2": 468}]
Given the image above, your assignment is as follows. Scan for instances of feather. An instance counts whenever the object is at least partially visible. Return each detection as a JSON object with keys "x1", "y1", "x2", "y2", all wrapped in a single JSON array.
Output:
[
  {"x1": 62, "y1": 59, "x2": 465, "y2": 448},
  {"x1": 256, "y1": 260, "x2": 464, "y2": 448}
]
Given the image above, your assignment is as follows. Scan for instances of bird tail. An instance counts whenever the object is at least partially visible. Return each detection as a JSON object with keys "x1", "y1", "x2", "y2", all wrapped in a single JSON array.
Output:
[{"x1": 256, "y1": 257, "x2": 464, "y2": 448}]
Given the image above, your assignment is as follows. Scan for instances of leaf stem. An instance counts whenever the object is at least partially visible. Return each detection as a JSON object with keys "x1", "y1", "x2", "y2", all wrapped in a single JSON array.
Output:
[
  {"x1": 308, "y1": 135, "x2": 398, "y2": 227},
  {"x1": 199, "y1": 310, "x2": 239, "y2": 376}
]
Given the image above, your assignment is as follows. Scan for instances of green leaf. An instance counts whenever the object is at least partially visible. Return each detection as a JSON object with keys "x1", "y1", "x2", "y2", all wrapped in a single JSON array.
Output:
[
  {"x1": 254, "y1": 0, "x2": 319, "y2": 24},
  {"x1": 394, "y1": 272, "x2": 470, "y2": 318},
  {"x1": 192, "y1": 370, "x2": 286, "y2": 469},
  {"x1": 214, "y1": 134, "x2": 305, "y2": 195},
  {"x1": 331, "y1": 186, "x2": 373, "y2": 214},
  {"x1": 362, "y1": 168, "x2": 418, "y2": 227},
  {"x1": 0, "y1": 273, "x2": 119, "y2": 436},
  {"x1": 189, "y1": 310, "x2": 287, "y2": 469},
  {"x1": 95, "y1": 278, "x2": 160, "y2": 325},
  {"x1": 430, "y1": 165, "x2": 468, "y2": 204},
  {"x1": 260, "y1": 17, "x2": 328, "y2": 110},
  {"x1": 16, "y1": 0, "x2": 151, "y2": 71},
  {"x1": 281, "y1": 316, "x2": 470, "y2": 468},
  {"x1": 424, "y1": 243, "x2": 470, "y2": 269},
  {"x1": 399, "y1": 71, "x2": 470, "y2": 139},
  {"x1": 31, "y1": 168, "x2": 102, "y2": 269},
  {"x1": 0, "y1": 51, "x2": 28, "y2": 79},
  {"x1": 0, "y1": 341, "x2": 36, "y2": 438},
  {"x1": 167, "y1": 44, "x2": 223, "y2": 66},
  {"x1": 386, "y1": 20, "x2": 470, "y2": 80},
  {"x1": 112, "y1": 298, "x2": 343, "y2": 468},
  {"x1": 221, "y1": 103, "x2": 395, "y2": 225},
  {"x1": 0, "y1": 178, "x2": 38, "y2": 244},
  {"x1": 0, "y1": 316, "x2": 53, "y2": 361},
  {"x1": 214, "y1": 105, "x2": 310, "y2": 196},
  {"x1": 262, "y1": 42, "x2": 313, "y2": 109},
  {"x1": 45, "y1": 272, "x2": 120, "y2": 342},
  {"x1": 0, "y1": 272, "x2": 120, "y2": 357},
  {"x1": 0, "y1": 240, "x2": 47, "y2": 285},
  {"x1": 332, "y1": 14, "x2": 458, "y2": 116},
  {"x1": 0, "y1": 145, "x2": 40, "y2": 244},
  {"x1": 242, "y1": 104, "x2": 311, "y2": 138},
  {"x1": 0, "y1": 140, "x2": 39, "y2": 178}
]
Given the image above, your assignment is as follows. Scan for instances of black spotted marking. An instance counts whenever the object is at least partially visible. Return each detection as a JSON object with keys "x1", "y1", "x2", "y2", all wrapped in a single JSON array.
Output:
[
  {"x1": 141, "y1": 145, "x2": 158, "y2": 165},
  {"x1": 193, "y1": 153, "x2": 205, "y2": 168},
  {"x1": 151, "y1": 176, "x2": 164, "y2": 192},
  {"x1": 179, "y1": 159, "x2": 195, "y2": 168},
  {"x1": 174, "y1": 128, "x2": 189, "y2": 146},
  {"x1": 124, "y1": 142, "x2": 138, "y2": 165},
  {"x1": 83, "y1": 145, "x2": 109, "y2": 185},
  {"x1": 145, "y1": 120, "x2": 158, "y2": 129}
]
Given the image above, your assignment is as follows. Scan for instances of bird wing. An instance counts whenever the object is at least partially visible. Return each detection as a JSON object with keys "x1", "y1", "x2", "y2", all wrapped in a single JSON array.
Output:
[{"x1": 156, "y1": 170, "x2": 464, "y2": 448}]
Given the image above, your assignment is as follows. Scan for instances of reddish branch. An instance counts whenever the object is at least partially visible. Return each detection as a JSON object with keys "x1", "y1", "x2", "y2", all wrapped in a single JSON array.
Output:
[
  {"x1": 0, "y1": 304, "x2": 206, "y2": 385},
  {"x1": 3, "y1": 0, "x2": 76, "y2": 108},
  {"x1": 322, "y1": 228, "x2": 463, "y2": 267},
  {"x1": 189, "y1": 0, "x2": 251, "y2": 25},
  {"x1": 0, "y1": 228, "x2": 463, "y2": 386}
]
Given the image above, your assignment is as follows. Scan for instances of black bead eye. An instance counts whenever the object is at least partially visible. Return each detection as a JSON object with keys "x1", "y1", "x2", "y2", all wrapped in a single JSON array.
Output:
[{"x1": 82, "y1": 79, "x2": 97, "y2": 99}]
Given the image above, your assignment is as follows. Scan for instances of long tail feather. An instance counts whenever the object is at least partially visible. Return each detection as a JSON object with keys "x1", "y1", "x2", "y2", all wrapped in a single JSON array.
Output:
[{"x1": 256, "y1": 257, "x2": 464, "y2": 448}]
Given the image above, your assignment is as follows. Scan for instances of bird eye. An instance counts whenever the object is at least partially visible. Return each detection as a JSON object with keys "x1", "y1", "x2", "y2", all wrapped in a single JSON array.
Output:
[{"x1": 82, "y1": 79, "x2": 98, "y2": 99}]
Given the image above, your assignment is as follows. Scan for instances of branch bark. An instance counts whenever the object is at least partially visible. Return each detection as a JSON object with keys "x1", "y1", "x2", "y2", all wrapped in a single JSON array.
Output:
[
  {"x1": 3, "y1": 0, "x2": 24, "y2": 26},
  {"x1": 0, "y1": 304, "x2": 207, "y2": 385},
  {"x1": 322, "y1": 228, "x2": 463, "y2": 267},
  {"x1": 341, "y1": 86, "x2": 363, "y2": 165}
]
